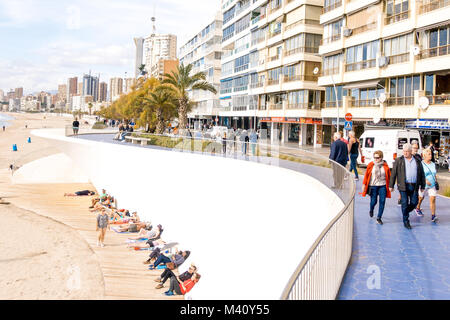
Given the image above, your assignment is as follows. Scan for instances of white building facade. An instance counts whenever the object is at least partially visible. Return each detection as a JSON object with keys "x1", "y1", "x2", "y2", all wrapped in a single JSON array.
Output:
[
  {"x1": 143, "y1": 34, "x2": 177, "y2": 75},
  {"x1": 179, "y1": 12, "x2": 223, "y2": 126},
  {"x1": 218, "y1": 0, "x2": 325, "y2": 147},
  {"x1": 319, "y1": 0, "x2": 450, "y2": 149}
]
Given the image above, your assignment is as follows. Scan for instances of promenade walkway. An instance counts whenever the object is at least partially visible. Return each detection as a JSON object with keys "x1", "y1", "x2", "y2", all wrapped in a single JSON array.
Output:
[{"x1": 80, "y1": 134, "x2": 450, "y2": 300}]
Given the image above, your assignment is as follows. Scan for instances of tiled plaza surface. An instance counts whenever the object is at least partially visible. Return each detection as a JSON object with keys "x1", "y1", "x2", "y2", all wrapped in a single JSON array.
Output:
[{"x1": 338, "y1": 179, "x2": 450, "y2": 300}]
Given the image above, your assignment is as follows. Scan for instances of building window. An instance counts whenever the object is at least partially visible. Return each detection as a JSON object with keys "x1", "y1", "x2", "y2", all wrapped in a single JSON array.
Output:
[
  {"x1": 323, "y1": 53, "x2": 342, "y2": 75},
  {"x1": 345, "y1": 40, "x2": 379, "y2": 72},
  {"x1": 420, "y1": 25, "x2": 450, "y2": 58},
  {"x1": 325, "y1": 86, "x2": 343, "y2": 107},
  {"x1": 385, "y1": 0, "x2": 409, "y2": 25},
  {"x1": 387, "y1": 75, "x2": 420, "y2": 105},
  {"x1": 323, "y1": 0, "x2": 342, "y2": 13},
  {"x1": 383, "y1": 33, "x2": 412, "y2": 63},
  {"x1": 323, "y1": 19, "x2": 343, "y2": 44}
]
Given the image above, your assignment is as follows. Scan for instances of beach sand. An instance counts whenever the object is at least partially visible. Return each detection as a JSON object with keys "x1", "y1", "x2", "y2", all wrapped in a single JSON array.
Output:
[
  {"x1": 0, "y1": 113, "x2": 105, "y2": 299},
  {"x1": 0, "y1": 113, "x2": 180, "y2": 300}
]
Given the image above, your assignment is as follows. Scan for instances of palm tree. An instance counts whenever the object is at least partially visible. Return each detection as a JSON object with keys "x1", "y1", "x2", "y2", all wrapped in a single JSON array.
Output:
[
  {"x1": 138, "y1": 64, "x2": 147, "y2": 78},
  {"x1": 88, "y1": 102, "x2": 93, "y2": 115},
  {"x1": 161, "y1": 63, "x2": 217, "y2": 133},
  {"x1": 144, "y1": 87, "x2": 176, "y2": 134}
]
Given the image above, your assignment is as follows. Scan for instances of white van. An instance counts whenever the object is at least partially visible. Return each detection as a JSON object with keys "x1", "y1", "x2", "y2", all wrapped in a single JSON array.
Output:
[{"x1": 358, "y1": 129, "x2": 422, "y2": 168}]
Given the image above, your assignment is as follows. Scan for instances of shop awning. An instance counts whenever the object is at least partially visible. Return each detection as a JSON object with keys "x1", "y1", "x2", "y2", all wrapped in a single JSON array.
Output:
[{"x1": 343, "y1": 79, "x2": 382, "y2": 90}]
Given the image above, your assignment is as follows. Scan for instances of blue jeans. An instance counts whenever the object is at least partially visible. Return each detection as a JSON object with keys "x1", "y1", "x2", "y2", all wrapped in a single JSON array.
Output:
[
  {"x1": 153, "y1": 254, "x2": 171, "y2": 268},
  {"x1": 369, "y1": 185, "x2": 387, "y2": 219},
  {"x1": 349, "y1": 153, "x2": 359, "y2": 179},
  {"x1": 399, "y1": 183, "x2": 419, "y2": 223}
]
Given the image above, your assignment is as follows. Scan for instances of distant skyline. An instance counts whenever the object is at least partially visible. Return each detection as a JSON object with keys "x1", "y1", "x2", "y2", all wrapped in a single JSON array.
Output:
[{"x1": 0, "y1": 0, "x2": 221, "y2": 94}]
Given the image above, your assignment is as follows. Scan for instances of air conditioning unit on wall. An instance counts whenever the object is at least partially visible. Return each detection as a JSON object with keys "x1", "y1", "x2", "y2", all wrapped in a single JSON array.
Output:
[
  {"x1": 378, "y1": 56, "x2": 390, "y2": 68},
  {"x1": 343, "y1": 28, "x2": 353, "y2": 37}
]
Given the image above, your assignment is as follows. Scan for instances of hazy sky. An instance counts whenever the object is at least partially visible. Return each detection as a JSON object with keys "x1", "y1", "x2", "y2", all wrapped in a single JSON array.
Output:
[{"x1": 0, "y1": 0, "x2": 221, "y2": 94}]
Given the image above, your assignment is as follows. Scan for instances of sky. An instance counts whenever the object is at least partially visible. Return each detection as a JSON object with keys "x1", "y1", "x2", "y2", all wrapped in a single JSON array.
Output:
[{"x1": 0, "y1": 0, "x2": 221, "y2": 94}]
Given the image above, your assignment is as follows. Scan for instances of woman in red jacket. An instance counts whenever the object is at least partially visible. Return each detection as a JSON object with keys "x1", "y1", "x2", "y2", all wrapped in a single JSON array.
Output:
[{"x1": 362, "y1": 150, "x2": 391, "y2": 225}]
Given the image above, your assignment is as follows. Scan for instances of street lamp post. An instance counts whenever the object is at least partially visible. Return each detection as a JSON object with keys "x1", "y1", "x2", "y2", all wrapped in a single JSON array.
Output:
[{"x1": 313, "y1": 67, "x2": 340, "y2": 134}]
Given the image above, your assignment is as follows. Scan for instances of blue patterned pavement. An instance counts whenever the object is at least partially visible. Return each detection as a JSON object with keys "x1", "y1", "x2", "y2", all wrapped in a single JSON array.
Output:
[{"x1": 338, "y1": 179, "x2": 450, "y2": 300}]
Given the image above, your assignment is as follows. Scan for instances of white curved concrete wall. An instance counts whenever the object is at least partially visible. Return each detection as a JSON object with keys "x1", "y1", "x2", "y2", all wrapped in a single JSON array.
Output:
[{"x1": 32, "y1": 129, "x2": 344, "y2": 300}]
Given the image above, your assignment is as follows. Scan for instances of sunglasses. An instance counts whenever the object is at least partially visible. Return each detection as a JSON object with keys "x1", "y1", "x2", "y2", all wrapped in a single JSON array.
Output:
[{"x1": 373, "y1": 157, "x2": 381, "y2": 159}]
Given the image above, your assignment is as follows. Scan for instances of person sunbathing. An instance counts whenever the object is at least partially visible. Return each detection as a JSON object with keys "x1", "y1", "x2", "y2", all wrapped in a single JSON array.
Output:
[
  {"x1": 165, "y1": 273, "x2": 201, "y2": 296},
  {"x1": 65, "y1": 190, "x2": 96, "y2": 197},
  {"x1": 128, "y1": 224, "x2": 162, "y2": 241},
  {"x1": 148, "y1": 250, "x2": 190, "y2": 270},
  {"x1": 115, "y1": 221, "x2": 148, "y2": 233},
  {"x1": 155, "y1": 263, "x2": 197, "y2": 290},
  {"x1": 90, "y1": 189, "x2": 108, "y2": 208}
]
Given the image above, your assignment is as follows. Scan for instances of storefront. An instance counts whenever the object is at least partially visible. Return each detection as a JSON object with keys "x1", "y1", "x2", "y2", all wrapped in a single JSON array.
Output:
[
  {"x1": 406, "y1": 119, "x2": 450, "y2": 157},
  {"x1": 260, "y1": 117, "x2": 323, "y2": 147}
]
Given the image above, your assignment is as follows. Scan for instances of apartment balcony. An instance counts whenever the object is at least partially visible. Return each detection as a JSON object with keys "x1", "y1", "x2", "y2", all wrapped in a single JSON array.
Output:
[
  {"x1": 418, "y1": 0, "x2": 450, "y2": 14},
  {"x1": 384, "y1": 11, "x2": 409, "y2": 25},
  {"x1": 268, "y1": 103, "x2": 283, "y2": 110},
  {"x1": 283, "y1": 19, "x2": 321, "y2": 39},
  {"x1": 323, "y1": 0, "x2": 342, "y2": 14},
  {"x1": 350, "y1": 21, "x2": 378, "y2": 37},
  {"x1": 319, "y1": 34, "x2": 343, "y2": 56},
  {"x1": 419, "y1": 44, "x2": 450, "y2": 60},
  {"x1": 416, "y1": 45, "x2": 450, "y2": 73},
  {"x1": 344, "y1": 59, "x2": 376, "y2": 72},
  {"x1": 386, "y1": 97, "x2": 414, "y2": 106},
  {"x1": 387, "y1": 52, "x2": 410, "y2": 65},
  {"x1": 427, "y1": 94, "x2": 450, "y2": 105}
]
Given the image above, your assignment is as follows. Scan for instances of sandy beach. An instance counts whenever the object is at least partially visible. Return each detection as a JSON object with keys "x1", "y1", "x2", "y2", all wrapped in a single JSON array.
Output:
[
  {"x1": 0, "y1": 112, "x2": 177, "y2": 300},
  {"x1": 0, "y1": 113, "x2": 105, "y2": 299}
]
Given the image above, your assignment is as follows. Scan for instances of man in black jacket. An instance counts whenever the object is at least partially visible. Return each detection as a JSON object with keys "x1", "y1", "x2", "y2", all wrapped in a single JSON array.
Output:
[
  {"x1": 389, "y1": 143, "x2": 426, "y2": 229},
  {"x1": 329, "y1": 132, "x2": 349, "y2": 189}
]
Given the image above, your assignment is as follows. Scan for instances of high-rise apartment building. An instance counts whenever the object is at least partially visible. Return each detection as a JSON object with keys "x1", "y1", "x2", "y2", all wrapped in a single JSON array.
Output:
[
  {"x1": 143, "y1": 34, "x2": 177, "y2": 75},
  {"x1": 134, "y1": 37, "x2": 145, "y2": 78},
  {"x1": 218, "y1": 0, "x2": 324, "y2": 146},
  {"x1": 98, "y1": 82, "x2": 108, "y2": 102},
  {"x1": 78, "y1": 83, "x2": 83, "y2": 96},
  {"x1": 67, "y1": 77, "x2": 78, "y2": 102},
  {"x1": 124, "y1": 78, "x2": 137, "y2": 94},
  {"x1": 82, "y1": 74, "x2": 99, "y2": 101},
  {"x1": 58, "y1": 84, "x2": 67, "y2": 103},
  {"x1": 110, "y1": 78, "x2": 123, "y2": 102},
  {"x1": 15, "y1": 87, "x2": 23, "y2": 99},
  {"x1": 0, "y1": 89, "x2": 4, "y2": 102},
  {"x1": 318, "y1": 0, "x2": 450, "y2": 150},
  {"x1": 179, "y1": 12, "x2": 223, "y2": 125}
]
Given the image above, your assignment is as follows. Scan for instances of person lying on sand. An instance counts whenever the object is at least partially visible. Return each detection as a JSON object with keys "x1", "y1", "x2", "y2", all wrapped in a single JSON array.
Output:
[{"x1": 65, "y1": 190, "x2": 96, "y2": 197}]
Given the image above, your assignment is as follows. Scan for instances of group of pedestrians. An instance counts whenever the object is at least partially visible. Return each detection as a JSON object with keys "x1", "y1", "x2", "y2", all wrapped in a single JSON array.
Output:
[{"x1": 330, "y1": 132, "x2": 439, "y2": 229}]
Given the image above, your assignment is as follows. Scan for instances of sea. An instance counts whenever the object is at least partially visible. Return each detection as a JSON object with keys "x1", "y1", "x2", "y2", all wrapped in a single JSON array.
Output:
[{"x1": 0, "y1": 113, "x2": 14, "y2": 128}]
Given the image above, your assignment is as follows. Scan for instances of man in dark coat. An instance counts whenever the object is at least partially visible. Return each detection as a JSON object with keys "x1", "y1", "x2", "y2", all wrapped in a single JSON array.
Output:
[
  {"x1": 389, "y1": 143, "x2": 426, "y2": 229},
  {"x1": 329, "y1": 132, "x2": 349, "y2": 189}
]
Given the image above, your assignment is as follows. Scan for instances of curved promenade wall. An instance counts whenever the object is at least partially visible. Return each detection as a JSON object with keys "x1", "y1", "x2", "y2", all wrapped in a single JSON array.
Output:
[{"x1": 32, "y1": 129, "x2": 345, "y2": 300}]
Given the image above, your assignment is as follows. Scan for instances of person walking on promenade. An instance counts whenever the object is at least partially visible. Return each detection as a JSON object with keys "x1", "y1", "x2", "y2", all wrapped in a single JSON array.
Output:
[
  {"x1": 96, "y1": 209, "x2": 110, "y2": 247},
  {"x1": 397, "y1": 142, "x2": 423, "y2": 205},
  {"x1": 222, "y1": 132, "x2": 227, "y2": 154},
  {"x1": 389, "y1": 143, "x2": 426, "y2": 229},
  {"x1": 72, "y1": 118, "x2": 80, "y2": 135},
  {"x1": 415, "y1": 148, "x2": 439, "y2": 222},
  {"x1": 329, "y1": 132, "x2": 349, "y2": 189},
  {"x1": 250, "y1": 130, "x2": 258, "y2": 156},
  {"x1": 348, "y1": 131, "x2": 362, "y2": 181},
  {"x1": 428, "y1": 141, "x2": 437, "y2": 163},
  {"x1": 361, "y1": 150, "x2": 391, "y2": 225}
]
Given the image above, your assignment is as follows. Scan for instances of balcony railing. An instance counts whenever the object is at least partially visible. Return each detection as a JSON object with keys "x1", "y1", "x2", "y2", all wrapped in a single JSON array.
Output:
[
  {"x1": 420, "y1": 44, "x2": 450, "y2": 59},
  {"x1": 233, "y1": 106, "x2": 248, "y2": 111},
  {"x1": 388, "y1": 52, "x2": 410, "y2": 64},
  {"x1": 267, "y1": 29, "x2": 282, "y2": 39},
  {"x1": 234, "y1": 64, "x2": 249, "y2": 73},
  {"x1": 350, "y1": 99, "x2": 380, "y2": 107},
  {"x1": 384, "y1": 11, "x2": 409, "y2": 25},
  {"x1": 351, "y1": 22, "x2": 377, "y2": 36},
  {"x1": 250, "y1": 82, "x2": 265, "y2": 89},
  {"x1": 283, "y1": 75, "x2": 318, "y2": 82},
  {"x1": 321, "y1": 34, "x2": 341, "y2": 45},
  {"x1": 322, "y1": 67, "x2": 340, "y2": 76},
  {"x1": 387, "y1": 96, "x2": 414, "y2": 106},
  {"x1": 287, "y1": 103, "x2": 321, "y2": 110},
  {"x1": 267, "y1": 79, "x2": 281, "y2": 86},
  {"x1": 269, "y1": 103, "x2": 283, "y2": 110},
  {"x1": 269, "y1": 54, "x2": 281, "y2": 62},
  {"x1": 284, "y1": 47, "x2": 319, "y2": 56},
  {"x1": 284, "y1": 19, "x2": 321, "y2": 32},
  {"x1": 323, "y1": 0, "x2": 342, "y2": 13},
  {"x1": 419, "y1": 0, "x2": 450, "y2": 14},
  {"x1": 345, "y1": 59, "x2": 376, "y2": 72},
  {"x1": 322, "y1": 101, "x2": 342, "y2": 108},
  {"x1": 427, "y1": 94, "x2": 450, "y2": 105}
]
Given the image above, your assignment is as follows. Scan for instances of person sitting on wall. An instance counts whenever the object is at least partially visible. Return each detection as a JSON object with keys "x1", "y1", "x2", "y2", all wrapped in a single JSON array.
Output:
[
  {"x1": 89, "y1": 189, "x2": 108, "y2": 208},
  {"x1": 128, "y1": 225, "x2": 164, "y2": 248}
]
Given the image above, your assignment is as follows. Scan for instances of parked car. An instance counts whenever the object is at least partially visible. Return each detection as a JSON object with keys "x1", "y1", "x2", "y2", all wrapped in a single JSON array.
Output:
[{"x1": 358, "y1": 129, "x2": 423, "y2": 168}]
